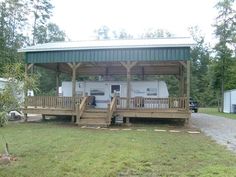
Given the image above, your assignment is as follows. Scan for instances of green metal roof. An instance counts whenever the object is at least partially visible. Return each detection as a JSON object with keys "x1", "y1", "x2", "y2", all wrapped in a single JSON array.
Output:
[{"x1": 20, "y1": 38, "x2": 193, "y2": 64}]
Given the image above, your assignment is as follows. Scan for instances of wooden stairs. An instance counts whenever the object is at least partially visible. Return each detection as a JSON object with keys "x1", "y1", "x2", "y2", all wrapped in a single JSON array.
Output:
[
  {"x1": 76, "y1": 96, "x2": 117, "y2": 127},
  {"x1": 77, "y1": 109, "x2": 109, "y2": 127}
]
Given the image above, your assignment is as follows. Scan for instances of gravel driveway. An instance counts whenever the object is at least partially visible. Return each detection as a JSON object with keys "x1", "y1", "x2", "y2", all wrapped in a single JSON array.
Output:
[{"x1": 191, "y1": 113, "x2": 236, "y2": 153}]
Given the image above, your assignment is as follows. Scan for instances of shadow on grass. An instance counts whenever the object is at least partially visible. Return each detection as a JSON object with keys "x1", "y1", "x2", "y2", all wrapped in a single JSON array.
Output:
[
  {"x1": 129, "y1": 118, "x2": 186, "y2": 127},
  {"x1": 27, "y1": 115, "x2": 73, "y2": 126}
]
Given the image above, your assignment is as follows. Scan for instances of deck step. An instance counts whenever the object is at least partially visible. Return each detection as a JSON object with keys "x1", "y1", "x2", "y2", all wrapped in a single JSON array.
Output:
[
  {"x1": 86, "y1": 108, "x2": 107, "y2": 113},
  {"x1": 82, "y1": 112, "x2": 107, "y2": 118},
  {"x1": 79, "y1": 118, "x2": 107, "y2": 123},
  {"x1": 78, "y1": 123, "x2": 109, "y2": 127},
  {"x1": 78, "y1": 108, "x2": 109, "y2": 126}
]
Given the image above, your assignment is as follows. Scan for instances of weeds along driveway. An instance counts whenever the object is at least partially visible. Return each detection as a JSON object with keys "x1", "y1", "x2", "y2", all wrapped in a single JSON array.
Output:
[{"x1": 191, "y1": 113, "x2": 236, "y2": 153}]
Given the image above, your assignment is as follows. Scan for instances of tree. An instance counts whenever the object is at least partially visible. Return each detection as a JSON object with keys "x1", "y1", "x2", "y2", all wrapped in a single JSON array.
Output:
[
  {"x1": 95, "y1": 26, "x2": 133, "y2": 40},
  {"x1": 214, "y1": 0, "x2": 236, "y2": 111},
  {"x1": 28, "y1": 0, "x2": 54, "y2": 44},
  {"x1": 0, "y1": 63, "x2": 39, "y2": 126},
  {"x1": 189, "y1": 26, "x2": 215, "y2": 106},
  {"x1": 112, "y1": 29, "x2": 133, "y2": 39},
  {"x1": 34, "y1": 23, "x2": 66, "y2": 44},
  {"x1": 95, "y1": 25, "x2": 110, "y2": 40},
  {"x1": 0, "y1": 0, "x2": 28, "y2": 75},
  {"x1": 141, "y1": 28, "x2": 172, "y2": 38}
]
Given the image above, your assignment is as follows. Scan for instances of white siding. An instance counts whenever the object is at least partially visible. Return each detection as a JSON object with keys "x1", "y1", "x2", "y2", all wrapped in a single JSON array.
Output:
[
  {"x1": 61, "y1": 80, "x2": 169, "y2": 108},
  {"x1": 224, "y1": 91, "x2": 231, "y2": 113},
  {"x1": 231, "y1": 90, "x2": 236, "y2": 113},
  {"x1": 224, "y1": 89, "x2": 236, "y2": 113}
]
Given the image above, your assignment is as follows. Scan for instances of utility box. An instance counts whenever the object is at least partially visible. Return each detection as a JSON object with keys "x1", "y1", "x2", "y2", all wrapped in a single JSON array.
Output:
[{"x1": 233, "y1": 104, "x2": 236, "y2": 114}]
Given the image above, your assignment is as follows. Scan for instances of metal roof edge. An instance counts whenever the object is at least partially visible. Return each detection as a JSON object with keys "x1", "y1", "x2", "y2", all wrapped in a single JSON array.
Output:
[{"x1": 18, "y1": 37, "x2": 195, "y2": 53}]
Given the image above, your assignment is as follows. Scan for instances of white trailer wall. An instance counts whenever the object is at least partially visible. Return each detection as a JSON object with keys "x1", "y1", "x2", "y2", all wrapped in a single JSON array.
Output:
[
  {"x1": 61, "y1": 81, "x2": 169, "y2": 108},
  {"x1": 224, "y1": 89, "x2": 236, "y2": 113},
  {"x1": 224, "y1": 91, "x2": 231, "y2": 113}
]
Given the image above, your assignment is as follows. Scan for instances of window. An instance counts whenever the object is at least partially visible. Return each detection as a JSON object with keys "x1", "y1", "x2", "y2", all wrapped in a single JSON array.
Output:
[
  {"x1": 147, "y1": 88, "x2": 157, "y2": 96},
  {"x1": 90, "y1": 89, "x2": 105, "y2": 96}
]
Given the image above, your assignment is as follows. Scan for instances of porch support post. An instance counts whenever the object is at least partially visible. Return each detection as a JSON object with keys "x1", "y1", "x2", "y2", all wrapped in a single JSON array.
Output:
[
  {"x1": 141, "y1": 66, "x2": 145, "y2": 81},
  {"x1": 120, "y1": 61, "x2": 137, "y2": 109},
  {"x1": 67, "y1": 62, "x2": 81, "y2": 98},
  {"x1": 186, "y1": 60, "x2": 190, "y2": 110},
  {"x1": 67, "y1": 62, "x2": 81, "y2": 123},
  {"x1": 127, "y1": 67, "x2": 131, "y2": 108},
  {"x1": 24, "y1": 64, "x2": 34, "y2": 122},
  {"x1": 24, "y1": 64, "x2": 28, "y2": 122},
  {"x1": 179, "y1": 64, "x2": 184, "y2": 97},
  {"x1": 56, "y1": 64, "x2": 60, "y2": 96}
]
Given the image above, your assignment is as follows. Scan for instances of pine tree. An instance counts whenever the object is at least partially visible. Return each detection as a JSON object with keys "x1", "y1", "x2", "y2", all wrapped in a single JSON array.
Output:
[{"x1": 214, "y1": 0, "x2": 236, "y2": 111}]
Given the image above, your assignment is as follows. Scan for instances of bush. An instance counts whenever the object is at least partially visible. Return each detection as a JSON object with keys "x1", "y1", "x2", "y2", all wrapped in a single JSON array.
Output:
[{"x1": 0, "y1": 112, "x2": 8, "y2": 127}]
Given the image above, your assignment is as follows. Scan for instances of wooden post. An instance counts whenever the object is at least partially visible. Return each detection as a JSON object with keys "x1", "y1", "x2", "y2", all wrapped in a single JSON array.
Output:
[
  {"x1": 72, "y1": 65, "x2": 76, "y2": 99},
  {"x1": 127, "y1": 67, "x2": 131, "y2": 108},
  {"x1": 67, "y1": 62, "x2": 81, "y2": 98},
  {"x1": 56, "y1": 64, "x2": 60, "y2": 96},
  {"x1": 179, "y1": 65, "x2": 184, "y2": 97},
  {"x1": 24, "y1": 64, "x2": 28, "y2": 122},
  {"x1": 141, "y1": 67, "x2": 145, "y2": 81},
  {"x1": 67, "y1": 62, "x2": 81, "y2": 123},
  {"x1": 120, "y1": 61, "x2": 137, "y2": 109},
  {"x1": 186, "y1": 60, "x2": 190, "y2": 110},
  {"x1": 76, "y1": 103, "x2": 80, "y2": 124},
  {"x1": 23, "y1": 63, "x2": 34, "y2": 122}
]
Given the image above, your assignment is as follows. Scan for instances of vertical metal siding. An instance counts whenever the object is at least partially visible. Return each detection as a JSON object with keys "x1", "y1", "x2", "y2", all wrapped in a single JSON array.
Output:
[{"x1": 25, "y1": 47, "x2": 190, "y2": 63}]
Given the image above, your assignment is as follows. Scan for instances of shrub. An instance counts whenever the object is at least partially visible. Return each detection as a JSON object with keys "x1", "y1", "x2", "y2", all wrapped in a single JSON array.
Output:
[{"x1": 0, "y1": 112, "x2": 8, "y2": 127}]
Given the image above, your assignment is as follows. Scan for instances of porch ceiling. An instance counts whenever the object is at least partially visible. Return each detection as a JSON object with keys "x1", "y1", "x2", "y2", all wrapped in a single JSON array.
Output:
[{"x1": 36, "y1": 61, "x2": 184, "y2": 76}]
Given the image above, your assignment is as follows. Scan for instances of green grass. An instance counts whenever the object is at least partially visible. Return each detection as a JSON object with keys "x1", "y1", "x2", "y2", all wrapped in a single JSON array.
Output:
[
  {"x1": 0, "y1": 122, "x2": 236, "y2": 177},
  {"x1": 199, "y1": 107, "x2": 236, "y2": 119}
]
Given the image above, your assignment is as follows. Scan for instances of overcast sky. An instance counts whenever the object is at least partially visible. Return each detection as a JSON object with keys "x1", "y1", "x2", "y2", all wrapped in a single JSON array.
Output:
[{"x1": 51, "y1": 0, "x2": 219, "y2": 44}]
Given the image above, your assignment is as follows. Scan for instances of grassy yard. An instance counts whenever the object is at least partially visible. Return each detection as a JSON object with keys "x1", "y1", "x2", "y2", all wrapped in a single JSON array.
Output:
[
  {"x1": 199, "y1": 107, "x2": 236, "y2": 119},
  {"x1": 0, "y1": 122, "x2": 236, "y2": 177}
]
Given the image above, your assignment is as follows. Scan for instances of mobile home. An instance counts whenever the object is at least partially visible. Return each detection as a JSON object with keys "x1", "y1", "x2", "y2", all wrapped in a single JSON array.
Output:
[{"x1": 61, "y1": 80, "x2": 169, "y2": 108}]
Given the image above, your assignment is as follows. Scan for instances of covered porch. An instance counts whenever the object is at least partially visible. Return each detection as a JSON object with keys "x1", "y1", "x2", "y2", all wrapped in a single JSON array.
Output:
[{"x1": 19, "y1": 38, "x2": 193, "y2": 126}]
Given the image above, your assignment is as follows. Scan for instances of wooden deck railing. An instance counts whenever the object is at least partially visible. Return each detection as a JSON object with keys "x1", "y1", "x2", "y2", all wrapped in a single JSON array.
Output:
[
  {"x1": 76, "y1": 96, "x2": 89, "y2": 123},
  {"x1": 107, "y1": 96, "x2": 117, "y2": 124},
  {"x1": 25, "y1": 96, "x2": 82, "y2": 109},
  {"x1": 117, "y1": 97, "x2": 187, "y2": 110},
  {"x1": 25, "y1": 96, "x2": 187, "y2": 111}
]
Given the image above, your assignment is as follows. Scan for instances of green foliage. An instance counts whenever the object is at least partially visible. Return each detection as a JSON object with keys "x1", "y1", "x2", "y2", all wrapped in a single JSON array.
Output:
[
  {"x1": 95, "y1": 25, "x2": 110, "y2": 40},
  {"x1": 0, "y1": 0, "x2": 65, "y2": 95},
  {"x1": 36, "y1": 67, "x2": 57, "y2": 95},
  {"x1": 0, "y1": 86, "x2": 20, "y2": 112},
  {"x1": 214, "y1": 0, "x2": 236, "y2": 110},
  {"x1": 0, "y1": 112, "x2": 7, "y2": 127},
  {"x1": 3, "y1": 63, "x2": 39, "y2": 93},
  {"x1": 95, "y1": 26, "x2": 172, "y2": 40},
  {"x1": 141, "y1": 28, "x2": 172, "y2": 38},
  {"x1": 0, "y1": 0, "x2": 27, "y2": 75},
  {"x1": 0, "y1": 63, "x2": 39, "y2": 115},
  {"x1": 189, "y1": 26, "x2": 216, "y2": 106},
  {"x1": 30, "y1": 0, "x2": 54, "y2": 45},
  {"x1": 34, "y1": 23, "x2": 66, "y2": 44}
]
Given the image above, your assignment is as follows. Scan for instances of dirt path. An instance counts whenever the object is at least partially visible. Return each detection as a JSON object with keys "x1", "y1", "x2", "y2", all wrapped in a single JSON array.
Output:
[{"x1": 191, "y1": 113, "x2": 236, "y2": 153}]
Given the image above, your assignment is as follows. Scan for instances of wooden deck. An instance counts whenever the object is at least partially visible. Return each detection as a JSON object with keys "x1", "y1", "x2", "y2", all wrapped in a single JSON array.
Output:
[{"x1": 23, "y1": 96, "x2": 190, "y2": 126}]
